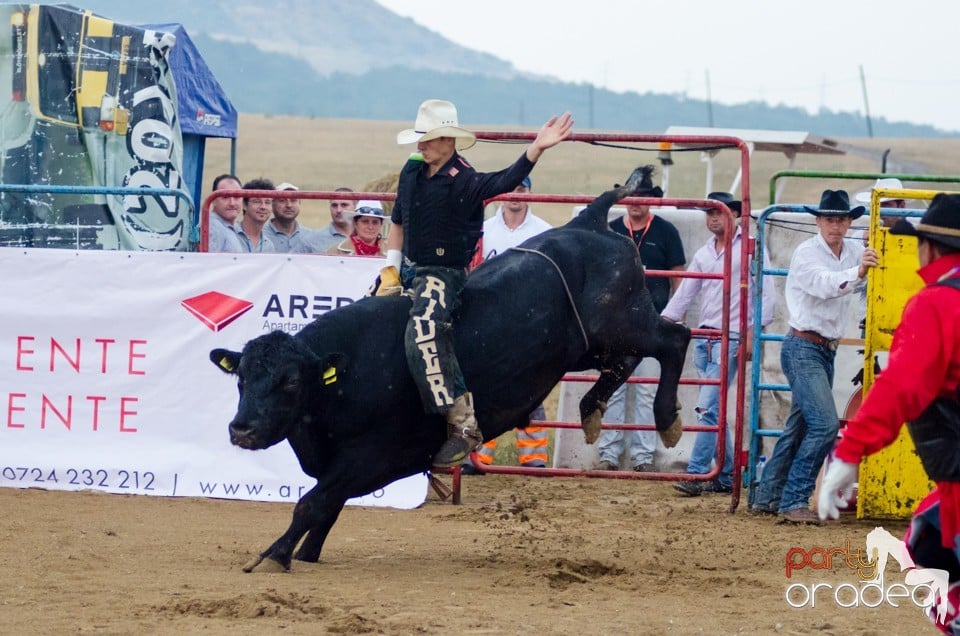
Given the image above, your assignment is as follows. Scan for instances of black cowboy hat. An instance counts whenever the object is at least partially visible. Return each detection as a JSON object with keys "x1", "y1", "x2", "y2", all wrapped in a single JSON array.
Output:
[
  {"x1": 803, "y1": 189, "x2": 865, "y2": 220},
  {"x1": 889, "y1": 192, "x2": 960, "y2": 250},
  {"x1": 700, "y1": 191, "x2": 742, "y2": 215},
  {"x1": 615, "y1": 165, "x2": 663, "y2": 198}
]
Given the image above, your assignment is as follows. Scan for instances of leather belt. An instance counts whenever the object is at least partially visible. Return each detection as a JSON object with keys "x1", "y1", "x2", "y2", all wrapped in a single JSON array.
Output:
[{"x1": 789, "y1": 327, "x2": 839, "y2": 351}]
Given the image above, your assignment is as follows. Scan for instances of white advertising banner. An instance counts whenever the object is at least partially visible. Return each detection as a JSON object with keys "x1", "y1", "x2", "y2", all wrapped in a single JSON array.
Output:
[{"x1": 0, "y1": 248, "x2": 428, "y2": 509}]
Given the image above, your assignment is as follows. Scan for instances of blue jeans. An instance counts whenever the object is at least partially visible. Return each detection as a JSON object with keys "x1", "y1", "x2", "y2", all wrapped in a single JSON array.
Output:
[
  {"x1": 686, "y1": 336, "x2": 740, "y2": 488},
  {"x1": 598, "y1": 357, "x2": 658, "y2": 467},
  {"x1": 753, "y1": 334, "x2": 839, "y2": 513}
]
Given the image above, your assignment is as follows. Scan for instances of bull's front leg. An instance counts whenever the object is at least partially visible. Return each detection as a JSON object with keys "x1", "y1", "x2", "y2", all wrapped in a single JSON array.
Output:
[
  {"x1": 650, "y1": 320, "x2": 692, "y2": 448},
  {"x1": 578, "y1": 356, "x2": 639, "y2": 444},
  {"x1": 243, "y1": 487, "x2": 345, "y2": 573},
  {"x1": 292, "y1": 503, "x2": 345, "y2": 563}
]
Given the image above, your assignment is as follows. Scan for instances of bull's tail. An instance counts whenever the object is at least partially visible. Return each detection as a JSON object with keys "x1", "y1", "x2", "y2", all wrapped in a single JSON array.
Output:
[{"x1": 572, "y1": 165, "x2": 658, "y2": 232}]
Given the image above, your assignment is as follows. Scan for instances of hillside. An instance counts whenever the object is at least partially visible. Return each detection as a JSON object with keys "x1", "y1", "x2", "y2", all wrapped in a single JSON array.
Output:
[
  {"x1": 72, "y1": 0, "x2": 518, "y2": 77},
  {"x1": 73, "y1": 0, "x2": 954, "y2": 137}
]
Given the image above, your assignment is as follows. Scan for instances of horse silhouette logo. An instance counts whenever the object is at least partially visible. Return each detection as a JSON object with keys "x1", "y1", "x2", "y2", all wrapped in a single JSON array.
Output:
[{"x1": 865, "y1": 527, "x2": 950, "y2": 623}]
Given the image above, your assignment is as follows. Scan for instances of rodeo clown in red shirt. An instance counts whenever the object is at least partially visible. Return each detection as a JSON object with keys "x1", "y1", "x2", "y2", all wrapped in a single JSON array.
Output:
[{"x1": 819, "y1": 193, "x2": 960, "y2": 634}]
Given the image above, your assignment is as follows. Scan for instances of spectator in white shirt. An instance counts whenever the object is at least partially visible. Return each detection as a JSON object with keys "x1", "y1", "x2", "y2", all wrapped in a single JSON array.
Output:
[
  {"x1": 661, "y1": 192, "x2": 776, "y2": 496},
  {"x1": 854, "y1": 177, "x2": 908, "y2": 226},
  {"x1": 479, "y1": 176, "x2": 551, "y2": 259},
  {"x1": 853, "y1": 177, "x2": 910, "y2": 332},
  {"x1": 463, "y1": 176, "x2": 553, "y2": 473}
]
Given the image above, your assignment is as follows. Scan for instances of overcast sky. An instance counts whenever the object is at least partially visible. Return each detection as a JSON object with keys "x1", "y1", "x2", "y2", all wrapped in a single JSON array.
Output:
[{"x1": 376, "y1": 0, "x2": 959, "y2": 133}]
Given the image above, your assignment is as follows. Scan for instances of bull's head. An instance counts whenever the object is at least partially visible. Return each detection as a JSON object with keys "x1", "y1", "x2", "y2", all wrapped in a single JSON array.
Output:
[{"x1": 210, "y1": 331, "x2": 344, "y2": 450}]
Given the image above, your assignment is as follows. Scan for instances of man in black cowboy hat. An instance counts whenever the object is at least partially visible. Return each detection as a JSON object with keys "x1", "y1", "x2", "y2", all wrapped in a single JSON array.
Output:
[
  {"x1": 595, "y1": 166, "x2": 686, "y2": 472},
  {"x1": 752, "y1": 189, "x2": 879, "y2": 523},
  {"x1": 663, "y1": 192, "x2": 777, "y2": 495},
  {"x1": 819, "y1": 193, "x2": 960, "y2": 630}
]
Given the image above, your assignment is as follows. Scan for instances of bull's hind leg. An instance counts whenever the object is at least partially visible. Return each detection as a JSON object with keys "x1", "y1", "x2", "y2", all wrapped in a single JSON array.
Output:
[
  {"x1": 579, "y1": 356, "x2": 639, "y2": 444},
  {"x1": 243, "y1": 491, "x2": 345, "y2": 573},
  {"x1": 646, "y1": 320, "x2": 690, "y2": 448}
]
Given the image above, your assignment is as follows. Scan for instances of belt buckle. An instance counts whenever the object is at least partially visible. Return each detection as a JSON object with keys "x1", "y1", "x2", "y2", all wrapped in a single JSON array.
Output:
[{"x1": 826, "y1": 339, "x2": 839, "y2": 352}]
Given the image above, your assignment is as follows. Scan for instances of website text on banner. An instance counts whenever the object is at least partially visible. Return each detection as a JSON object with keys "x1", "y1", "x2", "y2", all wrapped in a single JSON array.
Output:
[{"x1": 0, "y1": 249, "x2": 427, "y2": 508}]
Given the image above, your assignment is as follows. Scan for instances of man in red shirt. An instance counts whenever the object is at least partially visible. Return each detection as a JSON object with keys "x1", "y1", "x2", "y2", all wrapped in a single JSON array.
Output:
[{"x1": 819, "y1": 193, "x2": 960, "y2": 634}]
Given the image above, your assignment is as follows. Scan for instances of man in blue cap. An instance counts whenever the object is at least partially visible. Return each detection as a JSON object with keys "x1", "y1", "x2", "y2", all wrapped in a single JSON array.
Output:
[
  {"x1": 463, "y1": 175, "x2": 554, "y2": 472},
  {"x1": 477, "y1": 176, "x2": 551, "y2": 260}
]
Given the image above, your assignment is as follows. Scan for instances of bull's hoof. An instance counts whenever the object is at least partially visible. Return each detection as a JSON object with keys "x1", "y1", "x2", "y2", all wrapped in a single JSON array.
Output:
[
  {"x1": 242, "y1": 554, "x2": 288, "y2": 573},
  {"x1": 581, "y1": 408, "x2": 604, "y2": 444},
  {"x1": 658, "y1": 413, "x2": 683, "y2": 449}
]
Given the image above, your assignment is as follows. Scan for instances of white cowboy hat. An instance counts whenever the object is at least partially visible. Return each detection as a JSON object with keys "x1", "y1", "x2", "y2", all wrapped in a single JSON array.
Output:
[
  {"x1": 854, "y1": 177, "x2": 905, "y2": 203},
  {"x1": 396, "y1": 99, "x2": 476, "y2": 151},
  {"x1": 353, "y1": 200, "x2": 385, "y2": 219}
]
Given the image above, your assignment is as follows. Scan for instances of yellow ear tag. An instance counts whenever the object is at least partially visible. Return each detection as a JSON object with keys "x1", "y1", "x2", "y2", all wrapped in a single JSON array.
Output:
[
  {"x1": 323, "y1": 366, "x2": 337, "y2": 385},
  {"x1": 219, "y1": 357, "x2": 235, "y2": 372}
]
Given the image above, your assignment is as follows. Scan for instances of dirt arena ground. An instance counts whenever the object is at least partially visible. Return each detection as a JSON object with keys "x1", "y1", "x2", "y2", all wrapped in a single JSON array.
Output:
[{"x1": 0, "y1": 473, "x2": 940, "y2": 635}]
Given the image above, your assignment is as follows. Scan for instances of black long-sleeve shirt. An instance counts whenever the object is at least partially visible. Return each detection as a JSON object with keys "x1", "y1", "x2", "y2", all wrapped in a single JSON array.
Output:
[{"x1": 392, "y1": 151, "x2": 535, "y2": 268}]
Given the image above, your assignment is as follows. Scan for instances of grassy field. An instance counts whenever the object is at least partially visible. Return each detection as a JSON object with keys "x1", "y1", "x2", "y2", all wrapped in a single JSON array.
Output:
[{"x1": 201, "y1": 115, "x2": 960, "y2": 465}]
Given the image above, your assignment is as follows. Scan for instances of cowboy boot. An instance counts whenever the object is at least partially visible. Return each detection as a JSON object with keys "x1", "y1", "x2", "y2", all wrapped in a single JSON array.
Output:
[{"x1": 433, "y1": 392, "x2": 483, "y2": 467}]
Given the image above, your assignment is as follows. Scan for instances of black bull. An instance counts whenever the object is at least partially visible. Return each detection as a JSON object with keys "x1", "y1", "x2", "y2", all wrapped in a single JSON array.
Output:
[{"x1": 210, "y1": 176, "x2": 691, "y2": 572}]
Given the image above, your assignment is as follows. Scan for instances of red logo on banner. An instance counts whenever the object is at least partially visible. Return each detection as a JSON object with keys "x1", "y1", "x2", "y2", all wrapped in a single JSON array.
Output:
[{"x1": 181, "y1": 292, "x2": 253, "y2": 332}]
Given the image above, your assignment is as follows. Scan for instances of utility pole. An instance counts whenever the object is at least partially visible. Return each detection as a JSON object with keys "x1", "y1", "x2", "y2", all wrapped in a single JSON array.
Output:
[
  {"x1": 859, "y1": 64, "x2": 874, "y2": 137},
  {"x1": 705, "y1": 70, "x2": 714, "y2": 127},
  {"x1": 588, "y1": 83, "x2": 595, "y2": 129}
]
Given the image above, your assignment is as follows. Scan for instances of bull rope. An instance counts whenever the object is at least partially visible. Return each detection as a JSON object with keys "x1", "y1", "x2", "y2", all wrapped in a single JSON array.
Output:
[{"x1": 509, "y1": 247, "x2": 590, "y2": 352}]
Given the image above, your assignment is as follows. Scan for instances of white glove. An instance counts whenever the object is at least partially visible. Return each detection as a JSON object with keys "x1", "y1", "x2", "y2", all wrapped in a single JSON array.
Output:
[{"x1": 817, "y1": 456, "x2": 859, "y2": 521}]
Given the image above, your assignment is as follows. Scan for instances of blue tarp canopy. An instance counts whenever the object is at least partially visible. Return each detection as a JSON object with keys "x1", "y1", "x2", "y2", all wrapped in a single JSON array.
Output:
[
  {"x1": 145, "y1": 22, "x2": 238, "y2": 230},
  {"x1": 0, "y1": 5, "x2": 237, "y2": 249},
  {"x1": 146, "y1": 23, "x2": 237, "y2": 140}
]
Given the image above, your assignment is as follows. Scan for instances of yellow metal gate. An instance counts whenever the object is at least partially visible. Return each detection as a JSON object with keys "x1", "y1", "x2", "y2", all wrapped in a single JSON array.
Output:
[{"x1": 857, "y1": 187, "x2": 947, "y2": 518}]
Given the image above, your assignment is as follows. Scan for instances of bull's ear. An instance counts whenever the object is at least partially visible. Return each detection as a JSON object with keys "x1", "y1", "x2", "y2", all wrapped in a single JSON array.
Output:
[
  {"x1": 210, "y1": 348, "x2": 242, "y2": 375},
  {"x1": 319, "y1": 352, "x2": 346, "y2": 387}
]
